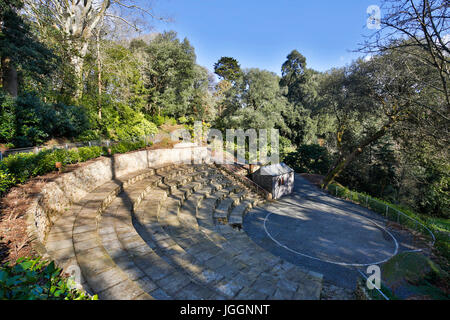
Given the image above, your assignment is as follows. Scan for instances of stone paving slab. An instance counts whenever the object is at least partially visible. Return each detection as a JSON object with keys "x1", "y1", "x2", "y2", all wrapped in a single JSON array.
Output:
[
  {"x1": 112, "y1": 167, "x2": 232, "y2": 299},
  {"x1": 44, "y1": 164, "x2": 323, "y2": 300},
  {"x1": 176, "y1": 186, "x2": 312, "y2": 296},
  {"x1": 135, "y1": 183, "x2": 234, "y2": 298},
  {"x1": 195, "y1": 189, "x2": 323, "y2": 299},
  {"x1": 100, "y1": 170, "x2": 207, "y2": 299},
  {"x1": 45, "y1": 166, "x2": 177, "y2": 299},
  {"x1": 228, "y1": 200, "x2": 253, "y2": 227}
]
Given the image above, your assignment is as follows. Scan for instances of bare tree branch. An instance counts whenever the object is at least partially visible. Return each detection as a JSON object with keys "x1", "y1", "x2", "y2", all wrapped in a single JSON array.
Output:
[
  {"x1": 358, "y1": 0, "x2": 450, "y2": 119},
  {"x1": 22, "y1": 0, "x2": 165, "y2": 99}
]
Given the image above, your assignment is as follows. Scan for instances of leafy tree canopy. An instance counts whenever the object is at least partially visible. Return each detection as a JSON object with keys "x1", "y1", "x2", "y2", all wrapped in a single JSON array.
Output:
[{"x1": 214, "y1": 57, "x2": 243, "y2": 82}]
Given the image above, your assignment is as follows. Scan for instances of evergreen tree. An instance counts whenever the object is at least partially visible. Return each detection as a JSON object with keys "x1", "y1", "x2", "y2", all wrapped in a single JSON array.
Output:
[
  {"x1": 214, "y1": 57, "x2": 243, "y2": 83},
  {"x1": 0, "y1": 0, "x2": 54, "y2": 96}
]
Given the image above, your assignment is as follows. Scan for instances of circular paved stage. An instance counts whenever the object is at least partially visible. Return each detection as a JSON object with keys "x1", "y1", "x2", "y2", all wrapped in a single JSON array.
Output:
[{"x1": 244, "y1": 174, "x2": 417, "y2": 289}]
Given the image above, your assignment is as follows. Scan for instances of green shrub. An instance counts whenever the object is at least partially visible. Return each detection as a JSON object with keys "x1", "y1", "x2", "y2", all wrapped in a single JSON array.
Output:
[
  {"x1": 109, "y1": 140, "x2": 147, "y2": 155},
  {"x1": 0, "y1": 93, "x2": 89, "y2": 148},
  {"x1": 279, "y1": 136, "x2": 296, "y2": 161},
  {"x1": 0, "y1": 169, "x2": 15, "y2": 196},
  {"x1": 67, "y1": 149, "x2": 81, "y2": 163},
  {"x1": 0, "y1": 257, "x2": 97, "y2": 300},
  {"x1": 177, "y1": 116, "x2": 188, "y2": 124},
  {"x1": 151, "y1": 115, "x2": 165, "y2": 127},
  {"x1": 34, "y1": 149, "x2": 80, "y2": 176},
  {"x1": 93, "y1": 103, "x2": 158, "y2": 141},
  {"x1": 0, "y1": 138, "x2": 151, "y2": 200},
  {"x1": 0, "y1": 152, "x2": 36, "y2": 184},
  {"x1": 284, "y1": 144, "x2": 331, "y2": 175},
  {"x1": 0, "y1": 146, "x2": 104, "y2": 195},
  {"x1": 0, "y1": 94, "x2": 16, "y2": 142},
  {"x1": 77, "y1": 130, "x2": 100, "y2": 142},
  {"x1": 164, "y1": 117, "x2": 177, "y2": 126},
  {"x1": 150, "y1": 114, "x2": 177, "y2": 127},
  {"x1": 48, "y1": 104, "x2": 90, "y2": 139},
  {"x1": 434, "y1": 235, "x2": 450, "y2": 266},
  {"x1": 114, "y1": 120, "x2": 157, "y2": 141},
  {"x1": 31, "y1": 149, "x2": 62, "y2": 176},
  {"x1": 77, "y1": 146, "x2": 104, "y2": 162}
]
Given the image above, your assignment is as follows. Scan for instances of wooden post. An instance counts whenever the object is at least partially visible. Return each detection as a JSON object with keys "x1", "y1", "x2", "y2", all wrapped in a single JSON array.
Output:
[{"x1": 55, "y1": 162, "x2": 62, "y2": 174}]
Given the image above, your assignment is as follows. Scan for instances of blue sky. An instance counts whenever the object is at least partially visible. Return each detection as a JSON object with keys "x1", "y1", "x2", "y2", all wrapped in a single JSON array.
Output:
[{"x1": 143, "y1": 0, "x2": 382, "y2": 75}]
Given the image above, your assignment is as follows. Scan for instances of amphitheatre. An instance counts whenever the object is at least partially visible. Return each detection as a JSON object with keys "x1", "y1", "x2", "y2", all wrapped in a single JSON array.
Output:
[
  {"x1": 0, "y1": 0, "x2": 448, "y2": 304},
  {"x1": 19, "y1": 143, "x2": 429, "y2": 300}
]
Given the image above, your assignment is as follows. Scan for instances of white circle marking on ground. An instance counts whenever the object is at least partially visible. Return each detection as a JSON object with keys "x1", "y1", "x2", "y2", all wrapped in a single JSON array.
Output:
[{"x1": 263, "y1": 208, "x2": 399, "y2": 267}]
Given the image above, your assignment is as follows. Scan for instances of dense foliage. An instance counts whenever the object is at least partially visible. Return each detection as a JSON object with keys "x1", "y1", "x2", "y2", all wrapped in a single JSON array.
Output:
[
  {"x1": 0, "y1": 92, "x2": 89, "y2": 147},
  {"x1": 214, "y1": 57, "x2": 243, "y2": 83},
  {"x1": 0, "y1": 0, "x2": 447, "y2": 221},
  {"x1": 0, "y1": 0, "x2": 447, "y2": 301},
  {"x1": 284, "y1": 144, "x2": 331, "y2": 175},
  {"x1": 0, "y1": 139, "x2": 151, "y2": 196},
  {"x1": 0, "y1": 257, "x2": 96, "y2": 300}
]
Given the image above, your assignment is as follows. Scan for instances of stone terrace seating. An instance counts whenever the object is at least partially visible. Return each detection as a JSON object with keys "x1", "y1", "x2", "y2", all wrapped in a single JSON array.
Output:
[{"x1": 43, "y1": 163, "x2": 323, "y2": 300}]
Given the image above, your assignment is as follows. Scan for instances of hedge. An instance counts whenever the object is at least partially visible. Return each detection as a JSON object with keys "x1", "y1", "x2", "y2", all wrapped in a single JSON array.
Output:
[{"x1": 0, "y1": 139, "x2": 152, "y2": 197}]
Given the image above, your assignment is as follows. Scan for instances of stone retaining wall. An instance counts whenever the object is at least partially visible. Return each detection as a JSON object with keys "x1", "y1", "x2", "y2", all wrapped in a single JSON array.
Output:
[{"x1": 25, "y1": 147, "x2": 209, "y2": 250}]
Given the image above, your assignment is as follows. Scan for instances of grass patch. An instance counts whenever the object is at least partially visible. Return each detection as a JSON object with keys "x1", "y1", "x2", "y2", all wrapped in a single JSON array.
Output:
[{"x1": 381, "y1": 252, "x2": 448, "y2": 300}]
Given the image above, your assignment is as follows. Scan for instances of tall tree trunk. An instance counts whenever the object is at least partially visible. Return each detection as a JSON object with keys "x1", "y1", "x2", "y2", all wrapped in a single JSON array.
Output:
[
  {"x1": 1, "y1": 56, "x2": 18, "y2": 97},
  {"x1": 70, "y1": 41, "x2": 89, "y2": 101},
  {"x1": 321, "y1": 120, "x2": 396, "y2": 189},
  {"x1": 96, "y1": 30, "x2": 102, "y2": 119}
]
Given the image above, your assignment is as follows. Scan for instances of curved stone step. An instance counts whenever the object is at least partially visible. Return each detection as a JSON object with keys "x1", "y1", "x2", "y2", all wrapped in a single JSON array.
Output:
[
  {"x1": 214, "y1": 198, "x2": 235, "y2": 224},
  {"x1": 195, "y1": 188, "x2": 323, "y2": 299},
  {"x1": 175, "y1": 185, "x2": 279, "y2": 298},
  {"x1": 48, "y1": 164, "x2": 190, "y2": 299},
  {"x1": 228, "y1": 199, "x2": 254, "y2": 229},
  {"x1": 99, "y1": 178, "x2": 171, "y2": 299},
  {"x1": 73, "y1": 193, "x2": 152, "y2": 300},
  {"x1": 133, "y1": 174, "x2": 231, "y2": 299},
  {"x1": 142, "y1": 171, "x2": 307, "y2": 299},
  {"x1": 154, "y1": 173, "x2": 241, "y2": 289},
  {"x1": 197, "y1": 190, "x2": 234, "y2": 245},
  {"x1": 46, "y1": 163, "x2": 322, "y2": 300},
  {"x1": 162, "y1": 195, "x2": 245, "y2": 298},
  {"x1": 45, "y1": 167, "x2": 166, "y2": 295},
  {"x1": 174, "y1": 182, "x2": 320, "y2": 300},
  {"x1": 72, "y1": 165, "x2": 197, "y2": 299},
  {"x1": 100, "y1": 166, "x2": 220, "y2": 299}
]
